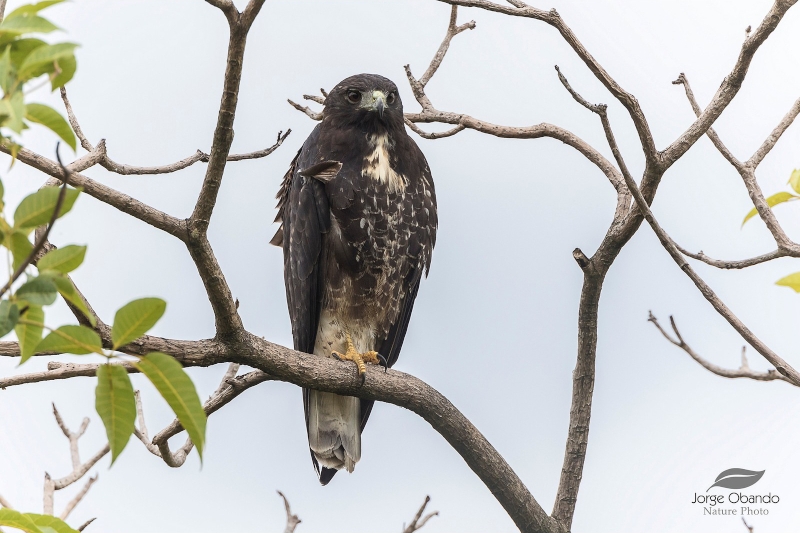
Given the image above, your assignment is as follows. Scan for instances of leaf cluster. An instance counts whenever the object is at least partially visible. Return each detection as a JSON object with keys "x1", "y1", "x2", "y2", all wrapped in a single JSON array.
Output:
[
  {"x1": 0, "y1": 6, "x2": 208, "y2": 526},
  {"x1": 0, "y1": 0, "x2": 77, "y2": 152}
]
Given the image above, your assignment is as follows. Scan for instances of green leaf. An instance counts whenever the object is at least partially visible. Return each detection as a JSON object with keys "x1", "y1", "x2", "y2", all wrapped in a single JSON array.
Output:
[
  {"x1": 0, "y1": 46, "x2": 14, "y2": 95},
  {"x1": 0, "y1": 15, "x2": 58, "y2": 36},
  {"x1": 13, "y1": 185, "x2": 79, "y2": 229},
  {"x1": 38, "y1": 244, "x2": 86, "y2": 273},
  {"x1": 111, "y1": 297, "x2": 166, "y2": 349},
  {"x1": 742, "y1": 191, "x2": 799, "y2": 226},
  {"x1": 8, "y1": 37, "x2": 47, "y2": 67},
  {"x1": 50, "y1": 275, "x2": 95, "y2": 326},
  {"x1": 0, "y1": 91, "x2": 26, "y2": 133},
  {"x1": 25, "y1": 103, "x2": 75, "y2": 150},
  {"x1": 788, "y1": 169, "x2": 800, "y2": 195},
  {"x1": 5, "y1": 0, "x2": 66, "y2": 21},
  {"x1": 8, "y1": 230, "x2": 32, "y2": 270},
  {"x1": 15, "y1": 304, "x2": 43, "y2": 363},
  {"x1": 50, "y1": 52, "x2": 75, "y2": 89},
  {"x1": 18, "y1": 42, "x2": 77, "y2": 80},
  {"x1": 35, "y1": 324, "x2": 103, "y2": 355},
  {"x1": 134, "y1": 352, "x2": 206, "y2": 459},
  {"x1": 0, "y1": 509, "x2": 44, "y2": 533},
  {"x1": 775, "y1": 271, "x2": 800, "y2": 292},
  {"x1": 25, "y1": 514, "x2": 79, "y2": 533},
  {"x1": 0, "y1": 300, "x2": 19, "y2": 337},
  {"x1": 96, "y1": 363, "x2": 136, "y2": 464},
  {"x1": 0, "y1": 175, "x2": 4, "y2": 211},
  {"x1": 16, "y1": 275, "x2": 57, "y2": 305}
]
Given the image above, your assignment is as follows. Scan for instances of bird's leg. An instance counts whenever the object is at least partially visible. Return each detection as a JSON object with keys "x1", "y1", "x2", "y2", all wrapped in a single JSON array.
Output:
[{"x1": 331, "y1": 332, "x2": 387, "y2": 382}]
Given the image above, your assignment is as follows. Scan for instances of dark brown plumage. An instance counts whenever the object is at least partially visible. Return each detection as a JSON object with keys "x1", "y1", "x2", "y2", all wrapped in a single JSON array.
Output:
[{"x1": 272, "y1": 74, "x2": 437, "y2": 485}]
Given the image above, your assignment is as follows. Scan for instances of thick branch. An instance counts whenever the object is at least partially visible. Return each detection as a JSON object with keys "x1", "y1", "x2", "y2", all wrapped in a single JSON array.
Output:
[
  {"x1": 231, "y1": 334, "x2": 565, "y2": 533},
  {"x1": 191, "y1": 5, "x2": 259, "y2": 229},
  {"x1": 648, "y1": 313, "x2": 792, "y2": 384},
  {"x1": 182, "y1": 5, "x2": 273, "y2": 338},
  {"x1": 0, "y1": 336, "x2": 225, "y2": 388}
]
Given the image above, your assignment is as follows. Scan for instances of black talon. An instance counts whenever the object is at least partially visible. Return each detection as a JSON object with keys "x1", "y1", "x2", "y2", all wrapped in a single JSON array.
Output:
[
  {"x1": 331, "y1": 352, "x2": 342, "y2": 361},
  {"x1": 359, "y1": 371, "x2": 366, "y2": 386},
  {"x1": 377, "y1": 353, "x2": 388, "y2": 372}
]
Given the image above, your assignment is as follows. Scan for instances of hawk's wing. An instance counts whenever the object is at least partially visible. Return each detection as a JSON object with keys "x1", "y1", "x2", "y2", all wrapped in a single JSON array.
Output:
[
  {"x1": 271, "y1": 132, "x2": 330, "y2": 355},
  {"x1": 272, "y1": 129, "x2": 336, "y2": 482}
]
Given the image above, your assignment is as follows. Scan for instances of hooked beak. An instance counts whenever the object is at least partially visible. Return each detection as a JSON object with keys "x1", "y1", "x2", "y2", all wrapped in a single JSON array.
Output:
[{"x1": 373, "y1": 90, "x2": 386, "y2": 119}]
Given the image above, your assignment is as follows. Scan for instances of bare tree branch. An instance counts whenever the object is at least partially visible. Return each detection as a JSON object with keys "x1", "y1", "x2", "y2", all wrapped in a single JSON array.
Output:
[
  {"x1": 434, "y1": 0, "x2": 659, "y2": 165},
  {"x1": 648, "y1": 312, "x2": 792, "y2": 384},
  {"x1": 616, "y1": 138, "x2": 800, "y2": 385},
  {"x1": 277, "y1": 491, "x2": 301, "y2": 533},
  {"x1": 2, "y1": 2, "x2": 795, "y2": 532},
  {"x1": 0, "y1": 361, "x2": 133, "y2": 389},
  {"x1": 673, "y1": 73, "x2": 800, "y2": 257},
  {"x1": 60, "y1": 87, "x2": 92, "y2": 152},
  {"x1": 76, "y1": 518, "x2": 96, "y2": 532},
  {"x1": 675, "y1": 245, "x2": 786, "y2": 270},
  {"x1": 0, "y1": 145, "x2": 189, "y2": 240},
  {"x1": 60, "y1": 88, "x2": 291, "y2": 174},
  {"x1": 403, "y1": 118, "x2": 465, "y2": 140},
  {"x1": 131, "y1": 364, "x2": 271, "y2": 468},
  {"x1": 191, "y1": 0, "x2": 266, "y2": 228},
  {"x1": 151, "y1": 368, "x2": 273, "y2": 452},
  {"x1": 40, "y1": 406, "x2": 108, "y2": 516},
  {"x1": 749, "y1": 97, "x2": 800, "y2": 168},
  {"x1": 59, "y1": 475, "x2": 97, "y2": 521},
  {"x1": 419, "y1": 6, "x2": 476, "y2": 88},
  {"x1": 402, "y1": 495, "x2": 439, "y2": 533},
  {"x1": 661, "y1": 0, "x2": 799, "y2": 167},
  {"x1": 0, "y1": 493, "x2": 12, "y2": 509},
  {"x1": 287, "y1": 99, "x2": 322, "y2": 121}
]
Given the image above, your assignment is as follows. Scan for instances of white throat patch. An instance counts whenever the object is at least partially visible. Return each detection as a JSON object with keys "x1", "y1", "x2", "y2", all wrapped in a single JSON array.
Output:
[{"x1": 363, "y1": 133, "x2": 406, "y2": 193}]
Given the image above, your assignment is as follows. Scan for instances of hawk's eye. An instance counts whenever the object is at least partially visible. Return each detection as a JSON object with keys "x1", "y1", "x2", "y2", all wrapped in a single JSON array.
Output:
[
  {"x1": 386, "y1": 92, "x2": 396, "y2": 105},
  {"x1": 346, "y1": 90, "x2": 361, "y2": 104}
]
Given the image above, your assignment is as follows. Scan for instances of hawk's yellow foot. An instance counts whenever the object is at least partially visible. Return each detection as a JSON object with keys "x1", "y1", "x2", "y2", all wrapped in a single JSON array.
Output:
[{"x1": 331, "y1": 332, "x2": 388, "y2": 382}]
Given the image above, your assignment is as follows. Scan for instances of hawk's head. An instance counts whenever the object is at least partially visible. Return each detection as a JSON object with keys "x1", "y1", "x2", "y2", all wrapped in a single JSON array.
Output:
[{"x1": 324, "y1": 74, "x2": 404, "y2": 131}]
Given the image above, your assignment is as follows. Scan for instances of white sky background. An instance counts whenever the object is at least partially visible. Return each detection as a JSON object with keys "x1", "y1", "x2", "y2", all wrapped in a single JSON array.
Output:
[{"x1": 1, "y1": 0, "x2": 800, "y2": 531}]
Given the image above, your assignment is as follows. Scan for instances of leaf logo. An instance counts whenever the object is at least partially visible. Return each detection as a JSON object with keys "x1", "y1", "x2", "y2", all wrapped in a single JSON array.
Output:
[{"x1": 707, "y1": 468, "x2": 765, "y2": 491}]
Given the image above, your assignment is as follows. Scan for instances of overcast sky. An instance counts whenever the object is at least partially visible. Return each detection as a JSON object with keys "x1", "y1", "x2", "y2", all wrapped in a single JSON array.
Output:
[{"x1": 1, "y1": 0, "x2": 800, "y2": 532}]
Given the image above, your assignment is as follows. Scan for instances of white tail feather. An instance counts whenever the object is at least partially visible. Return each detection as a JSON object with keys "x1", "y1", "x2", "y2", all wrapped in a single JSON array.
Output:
[{"x1": 307, "y1": 390, "x2": 361, "y2": 472}]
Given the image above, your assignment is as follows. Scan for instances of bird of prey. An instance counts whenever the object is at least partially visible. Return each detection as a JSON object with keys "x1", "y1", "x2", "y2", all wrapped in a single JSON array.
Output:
[{"x1": 271, "y1": 74, "x2": 437, "y2": 485}]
